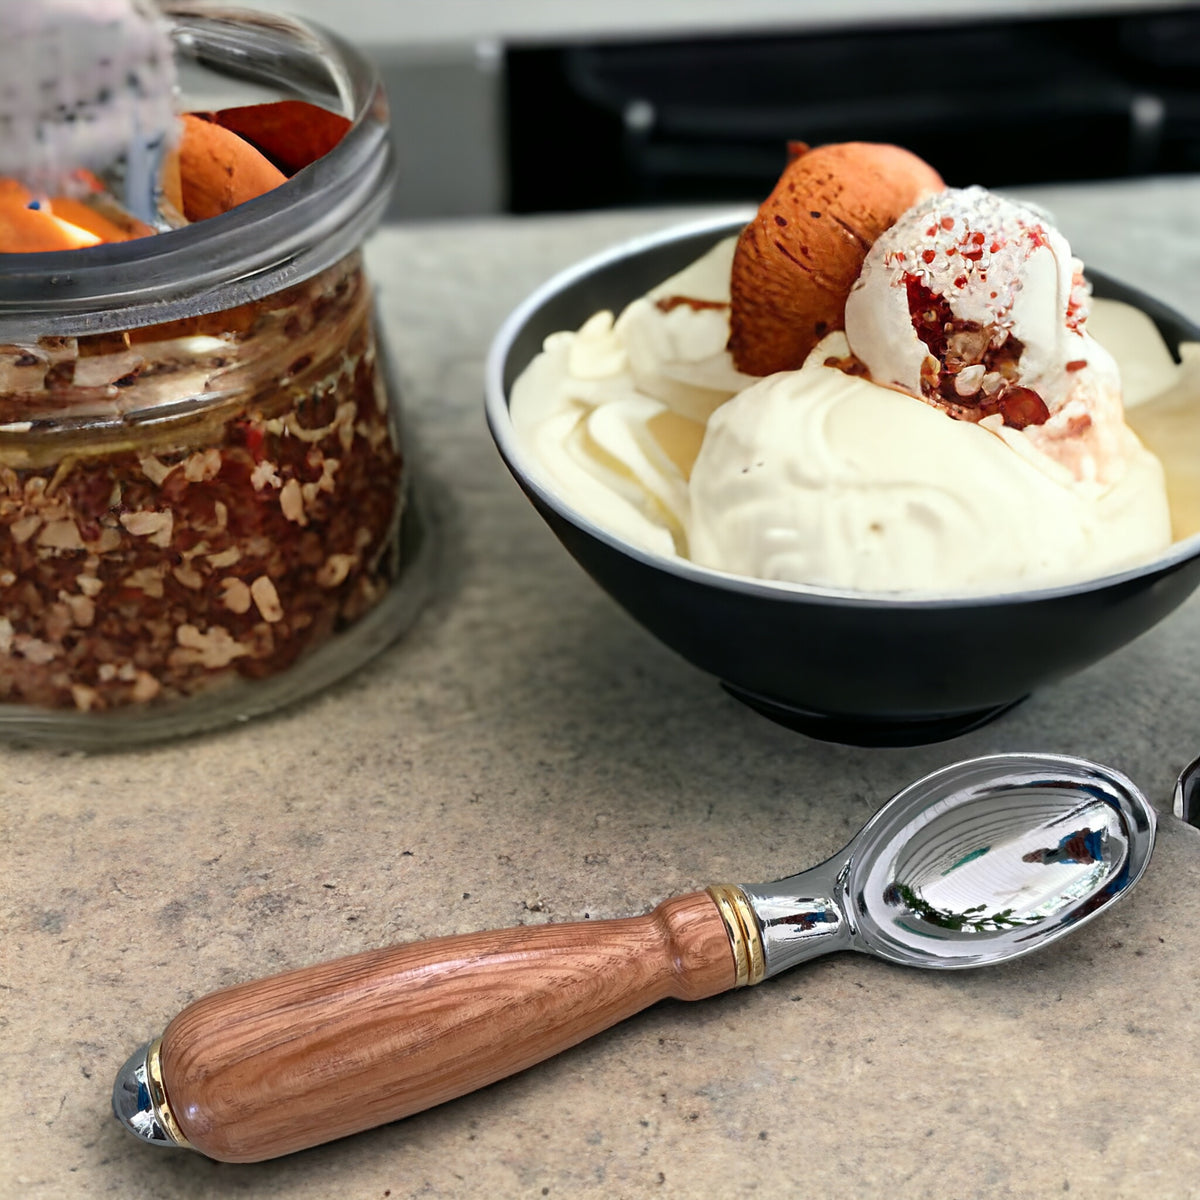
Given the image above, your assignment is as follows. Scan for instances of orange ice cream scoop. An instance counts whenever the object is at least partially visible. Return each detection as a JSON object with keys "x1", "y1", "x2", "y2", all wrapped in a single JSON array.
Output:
[
  {"x1": 177, "y1": 113, "x2": 287, "y2": 222},
  {"x1": 728, "y1": 142, "x2": 944, "y2": 377}
]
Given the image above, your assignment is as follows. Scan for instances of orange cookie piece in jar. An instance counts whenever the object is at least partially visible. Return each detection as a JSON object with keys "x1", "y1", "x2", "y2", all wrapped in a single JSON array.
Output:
[
  {"x1": 177, "y1": 113, "x2": 288, "y2": 222},
  {"x1": 210, "y1": 99, "x2": 353, "y2": 175},
  {"x1": 0, "y1": 190, "x2": 101, "y2": 252}
]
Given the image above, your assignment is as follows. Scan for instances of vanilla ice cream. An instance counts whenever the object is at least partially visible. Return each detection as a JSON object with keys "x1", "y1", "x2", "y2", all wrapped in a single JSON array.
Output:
[
  {"x1": 687, "y1": 331, "x2": 1169, "y2": 592},
  {"x1": 510, "y1": 202, "x2": 1193, "y2": 596},
  {"x1": 843, "y1": 187, "x2": 1135, "y2": 488},
  {"x1": 509, "y1": 236, "x2": 756, "y2": 556}
]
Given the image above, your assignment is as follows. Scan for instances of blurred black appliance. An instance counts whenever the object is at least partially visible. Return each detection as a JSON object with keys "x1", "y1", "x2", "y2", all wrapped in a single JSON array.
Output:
[{"x1": 504, "y1": 6, "x2": 1200, "y2": 212}]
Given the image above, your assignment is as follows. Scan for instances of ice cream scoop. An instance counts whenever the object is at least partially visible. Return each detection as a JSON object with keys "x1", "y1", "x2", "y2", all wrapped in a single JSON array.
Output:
[
  {"x1": 843, "y1": 187, "x2": 1136, "y2": 484},
  {"x1": 687, "y1": 331, "x2": 1170, "y2": 593},
  {"x1": 114, "y1": 752, "x2": 1153, "y2": 1162},
  {"x1": 728, "y1": 141, "x2": 944, "y2": 376}
]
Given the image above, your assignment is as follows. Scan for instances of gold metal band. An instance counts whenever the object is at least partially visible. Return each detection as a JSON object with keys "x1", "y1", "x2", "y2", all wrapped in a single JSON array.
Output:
[
  {"x1": 146, "y1": 1037, "x2": 192, "y2": 1150},
  {"x1": 707, "y1": 884, "x2": 766, "y2": 986}
]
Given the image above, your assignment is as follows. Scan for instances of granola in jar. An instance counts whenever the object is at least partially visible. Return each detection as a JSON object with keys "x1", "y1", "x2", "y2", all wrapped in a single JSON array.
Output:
[{"x1": 0, "y1": 252, "x2": 405, "y2": 713}]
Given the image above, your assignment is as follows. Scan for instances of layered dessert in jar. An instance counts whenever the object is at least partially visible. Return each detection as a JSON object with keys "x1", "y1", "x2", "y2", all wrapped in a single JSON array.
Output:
[
  {"x1": 0, "y1": 4, "x2": 414, "y2": 732},
  {"x1": 0, "y1": 256, "x2": 401, "y2": 713},
  {"x1": 511, "y1": 142, "x2": 1198, "y2": 596}
]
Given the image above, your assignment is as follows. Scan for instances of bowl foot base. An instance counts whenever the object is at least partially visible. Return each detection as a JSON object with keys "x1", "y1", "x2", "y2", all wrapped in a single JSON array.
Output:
[{"x1": 722, "y1": 684, "x2": 1028, "y2": 747}]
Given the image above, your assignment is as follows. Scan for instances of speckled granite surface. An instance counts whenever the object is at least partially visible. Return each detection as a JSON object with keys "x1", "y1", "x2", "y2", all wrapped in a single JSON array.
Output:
[{"x1": 4, "y1": 181, "x2": 1200, "y2": 1200}]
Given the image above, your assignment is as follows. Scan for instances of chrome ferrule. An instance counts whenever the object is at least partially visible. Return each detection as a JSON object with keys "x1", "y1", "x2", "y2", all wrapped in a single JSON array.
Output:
[{"x1": 740, "y1": 857, "x2": 855, "y2": 978}]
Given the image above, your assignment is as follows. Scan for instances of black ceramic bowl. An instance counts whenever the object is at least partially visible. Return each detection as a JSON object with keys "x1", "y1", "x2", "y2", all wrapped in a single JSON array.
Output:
[{"x1": 485, "y1": 213, "x2": 1200, "y2": 746}]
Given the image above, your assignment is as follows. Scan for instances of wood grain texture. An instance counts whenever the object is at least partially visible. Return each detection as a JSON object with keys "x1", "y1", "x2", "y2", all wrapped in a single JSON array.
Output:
[{"x1": 159, "y1": 891, "x2": 736, "y2": 1162}]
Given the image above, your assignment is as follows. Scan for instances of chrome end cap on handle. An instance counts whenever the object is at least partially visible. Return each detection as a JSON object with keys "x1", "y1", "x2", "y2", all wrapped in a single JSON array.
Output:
[{"x1": 112, "y1": 1038, "x2": 190, "y2": 1150}]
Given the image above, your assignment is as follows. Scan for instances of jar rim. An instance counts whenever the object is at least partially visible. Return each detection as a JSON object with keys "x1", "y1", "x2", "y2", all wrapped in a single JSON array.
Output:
[{"x1": 0, "y1": 3, "x2": 395, "y2": 340}]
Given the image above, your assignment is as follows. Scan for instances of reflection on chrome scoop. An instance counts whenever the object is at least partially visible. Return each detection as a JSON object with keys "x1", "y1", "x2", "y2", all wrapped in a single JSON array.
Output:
[
  {"x1": 883, "y1": 791, "x2": 1122, "y2": 936},
  {"x1": 742, "y1": 753, "x2": 1153, "y2": 975}
]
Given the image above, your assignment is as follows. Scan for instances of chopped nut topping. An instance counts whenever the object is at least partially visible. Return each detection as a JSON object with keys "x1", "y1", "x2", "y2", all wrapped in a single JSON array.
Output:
[
  {"x1": 139, "y1": 455, "x2": 175, "y2": 486},
  {"x1": 72, "y1": 349, "x2": 144, "y2": 391},
  {"x1": 91, "y1": 527, "x2": 122, "y2": 554},
  {"x1": 0, "y1": 256, "x2": 403, "y2": 713},
  {"x1": 37, "y1": 518, "x2": 84, "y2": 551},
  {"x1": 250, "y1": 575, "x2": 284, "y2": 623},
  {"x1": 173, "y1": 623, "x2": 248, "y2": 669},
  {"x1": 219, "y1": 577, "x2": 252, "y2": 614},
  {"x1": 172, "y1": 564, "x2": 205, "y2": 590},
  {"x1": 10, "y1": 514, "x2": 42, "y2": 544},
  {"x1": 316, "y1": 553, "x2": 356, "y2": 588},
  {"x1": 279, "y1": 477, "x2": 306, "y2": 525},
  {"x1": 120, "y1": 509, "x2": 174, "y2": 547},
  {"x1": 44, "y1": 603, "x2": 73, "y2": 642},
  {"x1": 15, "y1": 635, "x2": 56, "y2": 665},
  {"x1": 122, "y1": 567, "x2": 165, "y2": 598},
  {"x1": 183, "y1": 448, "x2": 223, "y2": 482},
  {"x1": 954, "y1": 364, "x2": 986, "y2": 396},
  {"x1": 63, "y1": 593, "x2": 96, "y2": 627},
  {"x1": 251, "y1": 460, "x2": 283, "y2": 491}
]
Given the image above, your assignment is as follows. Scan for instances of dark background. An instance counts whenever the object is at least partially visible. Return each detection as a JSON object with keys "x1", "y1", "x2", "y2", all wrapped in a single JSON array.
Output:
[{"x1": 504, "y1": 6, "x2": 1200, "y2": 212}]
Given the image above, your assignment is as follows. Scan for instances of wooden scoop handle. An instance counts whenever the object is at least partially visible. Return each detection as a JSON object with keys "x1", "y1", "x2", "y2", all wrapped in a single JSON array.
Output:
[{"x1": 158, "y1": 891, "x2": 737, "y2": 1162}]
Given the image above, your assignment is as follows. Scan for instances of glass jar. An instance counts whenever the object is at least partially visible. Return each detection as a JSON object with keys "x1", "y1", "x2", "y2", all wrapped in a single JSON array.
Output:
[{"x1": 0, "y1": 4, "x2": 431, "y2": 745}]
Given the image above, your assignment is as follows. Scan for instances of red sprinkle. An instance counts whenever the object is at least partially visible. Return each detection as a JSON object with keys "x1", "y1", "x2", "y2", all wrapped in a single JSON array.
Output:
[
  {"x1": 940, "y1": 216, "x2": 955, "y2": 230},
  {"x1": 922, "y1": 249, "x2": 936, "y2": 264},
  {"x1": 655, "y1": 294, "x2": 731, "y2": 314},
  {"x1": 243, "y1": 423, "x2": 265, "y2": 460},
  {"x1": 1065, "y1": 359, "x2": 1088, "y2": 372}
]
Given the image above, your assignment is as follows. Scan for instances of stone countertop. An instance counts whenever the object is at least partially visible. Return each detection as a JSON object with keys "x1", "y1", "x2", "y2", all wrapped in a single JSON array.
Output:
[{"x1": 5, "y1": 180, "x2": 1200, "y2": 1200}]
